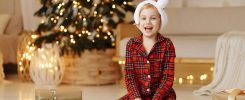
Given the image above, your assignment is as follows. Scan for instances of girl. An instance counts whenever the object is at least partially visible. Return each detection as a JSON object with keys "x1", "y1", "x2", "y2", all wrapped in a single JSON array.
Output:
[{"x1": 120, "y1": 0, "x2": 176, "y2": 100}]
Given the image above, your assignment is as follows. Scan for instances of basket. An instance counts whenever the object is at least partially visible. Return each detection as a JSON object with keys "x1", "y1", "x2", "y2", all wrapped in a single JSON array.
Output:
[{"x1": 62, "y1": 49, "x2": 120, "y2": 85}]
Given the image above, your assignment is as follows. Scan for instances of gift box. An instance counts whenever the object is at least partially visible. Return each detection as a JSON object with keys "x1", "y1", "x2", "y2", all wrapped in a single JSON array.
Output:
[{"x1": 212, "y1": 89, "x2": 245, "y2": 100}]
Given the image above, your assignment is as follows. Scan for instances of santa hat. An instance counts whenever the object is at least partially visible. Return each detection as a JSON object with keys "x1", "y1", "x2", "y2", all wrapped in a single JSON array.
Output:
[{"x1": 134, "y1": 0, "x2": 168, "y2": 33}]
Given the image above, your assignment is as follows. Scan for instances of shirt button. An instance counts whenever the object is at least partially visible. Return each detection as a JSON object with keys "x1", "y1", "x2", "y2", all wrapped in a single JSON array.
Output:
[
  {"x1": 147, "y1": 60, "x2": 150, "y2": 64},
  {"x1": 148, "y1": 75, "x2": 151, "y2": 78},
  {"x1": 147, "y1": 89, "x2": 150, "y2": 92}
]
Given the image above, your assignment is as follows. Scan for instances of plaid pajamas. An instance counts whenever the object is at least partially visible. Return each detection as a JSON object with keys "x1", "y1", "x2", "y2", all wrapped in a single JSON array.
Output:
[{"x1": 120, "y1": 33, "x2": 176, "y2": 100}]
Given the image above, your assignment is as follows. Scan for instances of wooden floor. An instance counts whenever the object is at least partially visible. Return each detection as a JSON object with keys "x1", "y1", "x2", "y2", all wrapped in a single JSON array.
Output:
[{"x1": 0, "y1": 75, "x2": 212, "y2": 100}]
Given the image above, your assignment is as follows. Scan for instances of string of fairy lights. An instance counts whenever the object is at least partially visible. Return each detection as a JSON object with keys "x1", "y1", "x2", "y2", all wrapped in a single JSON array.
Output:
[{"x1": 118, "y1": 60, "x2": 214, "y2": 85}]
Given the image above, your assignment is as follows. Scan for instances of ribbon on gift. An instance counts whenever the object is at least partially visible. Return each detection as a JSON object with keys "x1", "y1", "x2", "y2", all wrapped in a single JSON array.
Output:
[{"x1": 222, "y1": 88, "x2": 245, "y2": 100}]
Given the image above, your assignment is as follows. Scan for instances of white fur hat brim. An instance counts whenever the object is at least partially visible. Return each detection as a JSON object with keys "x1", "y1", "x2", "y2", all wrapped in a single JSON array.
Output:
[{"x1": 134, "y1": 0, "x2": 168, "y2": 34}]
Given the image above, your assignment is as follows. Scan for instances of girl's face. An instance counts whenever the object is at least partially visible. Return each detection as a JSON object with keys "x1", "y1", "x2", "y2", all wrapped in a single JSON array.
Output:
[{"x1": 137, "y1": 7, "x2": 161, "y2": 37}]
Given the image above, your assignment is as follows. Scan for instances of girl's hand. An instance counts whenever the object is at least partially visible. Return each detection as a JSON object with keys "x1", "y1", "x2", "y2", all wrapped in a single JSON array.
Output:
[{"x1": 134, "y1": 98, "x2": 142, "y2": 100}]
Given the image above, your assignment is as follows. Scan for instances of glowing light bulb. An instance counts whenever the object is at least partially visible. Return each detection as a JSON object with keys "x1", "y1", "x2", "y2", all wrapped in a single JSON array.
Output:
[
  {"x1": 100, "y1": 19, "x2": 104, "y2": 22},
  {"x1": 70, "y1": 35, "x2": 74, "y2": 38},
  {"x1": 112, "y1": 4, "x2": 116, "y2": 8},
  {"x1": 123, "y1": 1, "x2": 127, "y2": 5},
  {"x1": 19, "y1": 66, "x2": 24, "y2": 71},
  {"x1": 179, "y1": 78, "x2": 183, "y2": 84},
  {"x1": 41, "y1": 20, "x2": 45, "y2": 23},
  {"x1": 96, "y1": 34, "x2": 100, "y2": 38},
  {"x1": 210, "y1": 67, "x2": 214, "y2": 71}
]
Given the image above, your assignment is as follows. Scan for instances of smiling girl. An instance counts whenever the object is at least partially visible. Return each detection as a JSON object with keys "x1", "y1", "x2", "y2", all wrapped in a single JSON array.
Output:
[{"x1": 119, "y1": 0, "x2": 176, "y2": 100}]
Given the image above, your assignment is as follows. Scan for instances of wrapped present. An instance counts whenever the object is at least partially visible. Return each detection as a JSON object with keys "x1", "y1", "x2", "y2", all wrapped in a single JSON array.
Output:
[{"x1": 212, "y1": 89, "x2": 245, "y2": 100}]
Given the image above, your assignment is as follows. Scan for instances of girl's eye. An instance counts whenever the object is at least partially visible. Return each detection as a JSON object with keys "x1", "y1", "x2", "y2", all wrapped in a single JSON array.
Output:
[
  {"x1": 151, "y1": 17, "x2": 156, "y2": 20},
  {"x1": 141, "y1": 17, "x2": 146, "y2": 20}
]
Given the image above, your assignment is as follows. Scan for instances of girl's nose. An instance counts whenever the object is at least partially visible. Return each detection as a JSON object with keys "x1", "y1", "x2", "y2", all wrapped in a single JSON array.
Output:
[{"x1": 146, "y1": 18, "x2": 151, "y2": 24}]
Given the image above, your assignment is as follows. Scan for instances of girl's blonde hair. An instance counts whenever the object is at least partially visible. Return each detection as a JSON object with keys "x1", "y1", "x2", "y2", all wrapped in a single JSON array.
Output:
[{"x1": 139, "y1": 4, "x2": 160, "y2": 17}]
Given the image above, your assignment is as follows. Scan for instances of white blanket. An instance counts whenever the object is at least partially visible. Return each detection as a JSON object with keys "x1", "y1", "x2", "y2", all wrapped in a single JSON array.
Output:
[{"x1": 194, "y1": 31, "x2": 245, "y2": 95}]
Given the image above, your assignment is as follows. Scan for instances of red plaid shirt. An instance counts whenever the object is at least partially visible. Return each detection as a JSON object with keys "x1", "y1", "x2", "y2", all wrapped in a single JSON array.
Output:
[{"x1": 120, "y1": 33, "x2": 176, "y2": 100}]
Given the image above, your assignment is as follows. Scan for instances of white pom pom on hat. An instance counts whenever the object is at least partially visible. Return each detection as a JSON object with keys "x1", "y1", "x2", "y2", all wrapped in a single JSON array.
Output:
[{"x1": 134, "y1": 0, "x2": 169, "y2": 34}]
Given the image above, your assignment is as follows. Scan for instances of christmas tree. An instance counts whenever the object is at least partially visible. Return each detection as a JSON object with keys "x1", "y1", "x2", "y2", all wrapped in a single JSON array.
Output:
[{"x1": 33, "y1": 0, "x2": 135, "y2": 55}]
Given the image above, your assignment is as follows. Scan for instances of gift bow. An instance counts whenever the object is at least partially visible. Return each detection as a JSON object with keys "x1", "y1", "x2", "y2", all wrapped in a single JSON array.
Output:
[{"x1": 223, "y1": 88, "x2": 245, "y2": 100}]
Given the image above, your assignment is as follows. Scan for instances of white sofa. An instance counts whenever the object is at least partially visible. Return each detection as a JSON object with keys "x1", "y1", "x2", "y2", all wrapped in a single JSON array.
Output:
[{"x1": 0, "y1": 0, "x2": 23, "y2": 64}]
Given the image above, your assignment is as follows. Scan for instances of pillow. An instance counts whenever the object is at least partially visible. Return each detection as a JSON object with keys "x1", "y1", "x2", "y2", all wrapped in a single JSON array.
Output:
[
  {"x1": 167, "y1": 0, "x2": 183, "y2": 8},
  {"x1": 0, "y1": 14, "x2": 10, "y2": 34},
  {"x1": 4, "y1": 15, "x2": 23, "y2": 35},
  {"x1": 223, "y1": 0, "x2": 245, "y2": 7},
  {"x1": 186, "y1": 0, "x2": 223, "y2": 7}
]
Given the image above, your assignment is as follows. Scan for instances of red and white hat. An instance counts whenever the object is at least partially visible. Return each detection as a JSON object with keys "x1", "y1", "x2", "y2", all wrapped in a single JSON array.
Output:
[{"x1": 134, "y1": 0, "x2": 169, "y2": 33}]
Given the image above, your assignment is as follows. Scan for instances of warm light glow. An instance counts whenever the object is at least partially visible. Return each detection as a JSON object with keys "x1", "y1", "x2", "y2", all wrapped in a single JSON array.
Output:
[
  {"x1": 60, "y1": 12, "x2": 63, "y2": 16},
  {"x1": 83, "y1": 18, "x2": 86, "y2": 21},
  {"x1": 112, "y1": 4, "x2": 116, "y2": 8},
  {"x1": 60, "y1": 26, "x2": 65, "y2": 30},
  {"x1": 94, "y1": 11, "x2": 97, "y2": 15},
  {"x1": 187, "y1": 75, "x2": 194, "y2": 80},
  {"x1": 122, "y1": 61, "x2": 125, "y2": 64},
  {"x1": 179, "y1": 78, "x2": 183, "y2": 84},
  {"x1": 78, "y1": 34, "x2": 82, "y2": 37},
  {"x1": 54, "y1": 67, "x2": 58, "y2": 71},
  {"x1": 49, "y1": 69, "x2": 54, "y2": 73},
  {"x1": 110, "y1": 11, "x2": 113, "y2": 14},
  {"x1": 96, "y1": 34, "x2": 100, "y2": 38},
  {"x1": 73, "y1": 1, "x2": 77, "y2": 5},
  {"x1": 118, "y1": 61, "x2": 122, "y2": 64},
  {"x1": 100, "y1": 19, "x2": 104, "y2": 22},
  {"x1": 19, "y1": 66, "x2": 24, "y2": 71},
  {"x1": 189, "y1": 80, "x2": 193, "y2": 84},
  {"x1": 38, "y1": 48, "x2": 44, "y2": 52},
  {"x1": 70, "y1": 39, "x2": 76, "y2": 44},
  {"x1": 96, "y1": 29, "x2": 100, "y2": 32},
  {"x1": 112, "y1": 43, "x2": 115, "y2": 46},
  {"x1": 87, "y1": 32, "x2": 91, "y2": 35},
  {"x1": 107, "y1": 32, "x2": 111, "y2": 35},
  {"x1": 70, "y1": 35, "x2": 74, "y2": 38},
  {"x1": 19, "y1": 62, "x2": 23, "y2": 66},
  {"x1": 41, "y1": 20, "x2": 45, "y2": 23},
  {"x1": 123, "y1": 1, "x2": 127, "y2": 5},
  {"x1": 200, "y1": 74, "x2": 208, "y2": 80},
  {"x1": 87, "y1": 0, "x2": 90, "y2": 2},
  {"x1": 64, "y1": 29, "x2": 68, "y2": 32},
  {"x1": 127, "y1": 2, "x2": 133, "y2": 5},
  {"x1": 31, "y1": 35, "x2": 39, "y2": 39},
  {"x1": 210, "y1": 67, "x2": 214, "y2": 71},
  {"x1": 78, "y1": 6, "x2": 82, "y2": 9},
  {"x1": 104, "y1": 36, "x2": 108, "y2": 39},
  {"x1": 73, "y1": 5, "x2": 77, "y2": 8}
]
